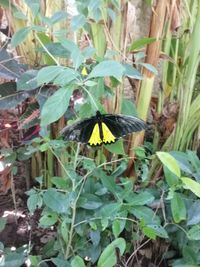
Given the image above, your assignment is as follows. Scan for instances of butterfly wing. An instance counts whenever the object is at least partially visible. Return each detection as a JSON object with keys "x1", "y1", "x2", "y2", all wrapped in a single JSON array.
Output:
[
  {"x1": 60, "y1": 113, "x2": 146, "y2": 145},
  {"x1": 102, "y1": 114, "x2": 146, "y2": 138},
  {"x1": 60, "y1": 117, "x2": 96, "y2": 143}
]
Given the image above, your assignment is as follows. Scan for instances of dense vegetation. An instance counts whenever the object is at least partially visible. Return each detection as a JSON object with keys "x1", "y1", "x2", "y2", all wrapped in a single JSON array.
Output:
[{"x1": 0, "y1": 0, "x2": 200, "y2": 266}]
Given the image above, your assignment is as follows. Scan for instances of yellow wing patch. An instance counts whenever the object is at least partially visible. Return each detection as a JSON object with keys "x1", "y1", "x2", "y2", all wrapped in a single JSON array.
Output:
[
  {"x1": 102, "y1": 122, "x2": 116, "y2": 144},
  {"x1": 88, "y1": 122, "x2": 116, "y2": 146},
  {"x1": 88, "y1": 123, "x2": 102, "y2": 145}
]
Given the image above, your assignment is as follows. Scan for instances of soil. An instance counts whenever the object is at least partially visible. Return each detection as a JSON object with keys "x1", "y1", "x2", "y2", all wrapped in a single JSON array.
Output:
[{"x1": 0, "y1": 164, "x2": 57, "y2": 267}]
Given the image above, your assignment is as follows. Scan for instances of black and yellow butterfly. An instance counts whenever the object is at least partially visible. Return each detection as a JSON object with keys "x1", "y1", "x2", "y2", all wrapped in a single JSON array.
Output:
[{"x1": 61, "y1": 111, "x2": 146, "y2": 146}]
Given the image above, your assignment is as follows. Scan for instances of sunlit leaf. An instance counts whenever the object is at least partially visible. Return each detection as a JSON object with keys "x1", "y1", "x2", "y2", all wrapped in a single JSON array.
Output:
[
  {"x1": 156, "y1": 152, "x2": 181, "y2": 177},
  {"x1": 142, "y1": 224, "x2": 168, "y2": 239},
  {"x1": 71, "y1": 256, "x2": 86, "y2": 267},
  {"x1": 97, "y1": 238, "x2": 126, "y2": 267},
  {"x1": 181, "y1": 177, "x2": 200, "y2": 198}
]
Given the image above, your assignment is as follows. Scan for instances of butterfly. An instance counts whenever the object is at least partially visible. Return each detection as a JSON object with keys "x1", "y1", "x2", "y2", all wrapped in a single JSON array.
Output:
[{"x1": 60, "y1": 111, "x2": 146, "y2": 146}]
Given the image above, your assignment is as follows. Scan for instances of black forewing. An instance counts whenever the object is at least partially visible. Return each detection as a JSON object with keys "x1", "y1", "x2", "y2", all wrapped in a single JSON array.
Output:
[
  {"x1": 60, "y1": 116, "x2": 96, "y2": 143},
  {"x1": 102, "y1": 114, "x2": 146, "y2": 138}
]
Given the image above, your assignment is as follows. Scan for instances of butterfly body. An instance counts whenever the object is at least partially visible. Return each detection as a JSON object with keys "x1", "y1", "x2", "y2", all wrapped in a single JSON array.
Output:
[{"x1": 61, "y1": 111, "x2": 146, "y2": 146}]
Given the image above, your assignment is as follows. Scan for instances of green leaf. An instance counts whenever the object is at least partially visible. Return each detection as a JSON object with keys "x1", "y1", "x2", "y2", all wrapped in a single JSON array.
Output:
[
  {"x1": 187, "y1": 200, "x2": 200, "y2": 225},
  {"x1": 163, "y1": 166, "x2": 179, "y2": 187},
  {"x1": 71, "y1": 14, "x2": 87, "y2": 31},
  {"x1": 51, "y1": 257, "x2": 70, "y2": 267},
  {"x1": 97, "y1": 238, "x2": 126, "y2": 267},
  {"x1": 182, "y1": 246, "x2": 197, "y2": 265},
  {"x1": 84, "y1": 80, "x2": 98, "y2": 87},
  {"x1": 96, "y1": 171, "x2": 117, "y2": 195},
  {"x1": 41, "y1": 87, "x2": 73, "y2": 126},
  {"x1": 187, "y1": 225, "x2": 200, "y2": 240},
  {"x1": 142, "y1": 224, "x2": 168, "y2": 239},
  {"x1": 129, "y1": 37, "x2": 156, "y2": 51},
  {"x1": 82, "y1": 158, "x2": 96, "y2": 171},
  {"x1": 90, "y1": 230, "x2": 100, "y2": 246},
  {"x1": 156, "y1": 152, "x2": 181, "y2": 177},
  {"x1": 71, "y1": 49, "x2": 85, "y2": 70},
  {"x1": 37, "y1": 66, "x2": 65, "y2": 85},
  {"x1": 61, "y1": 220, "x2": 69, "y2": 243},
  {"x1": 50, "y1": 11, "x2": 68, "y2": 25},
  {"x1": 171, "y1": 192, "x2": 186, "y2": 223},
  {"x1": 25, "y1": 0, "x2": 40, "y2": 17},
  {"x1": 27, "y1": 192, "x2": 43, "y2": 213},
  {"x1": 96, "y1": 203, "x2": 121, "y2": 219},
  {"x1": 13, "y1": 10, "x2": 27, "y2": 20},
  {"x1": 0, "y1": 217, "x2": 7, "y2": 232},
  {"x1": 104, "y1": 139, "x2": 125, "y2": 155},
  {"x1": 51, "y1": 177, "x2": 68, "y2": 189},
  {"x1": 11, "y1": 26, "x2": 32, "y2": 47},
  {"x1": 181, "y1": 177, "x2": 200, "y2": 198},
  {"x1": 112, "y1": 220, "x2": 121, "y2": 238},
  {"x1": 125, "y1": 191, "x2": 155, "y2": 206},
  {"x1": 121, "y1": 99, "x2": 137, "y2": 116},
  {"x1": 142, "y1": 225, "x2": 156, "y2": 239},
  {"x1": 111, "y1": 160, "x2": 127, "y2": 178},
  {"x1": 17, "y1": 70, "x2": 38, "y2": 91},
  {"x1": 3, "y1": 252, "x2": 26, "y2": 267},
  {"x1": 71, "y1": 256, "x2": 86, "y2": 267},
  {"x1": 43, "y1": 188, "x2": 71, "y2": 214},
  {"x1": 88, "y1": 60, "x2": 125, "y2": 81},
  {"x1": 39, "y1": 212, "x2": 58, "y2": 227},
  {"x1": 53, "y1": 68, "x2": 80, "y2": 86},
  {"x1": 37, "y1": 42, "x2": 70, "y2": 58},
  {"x1": 129, "y1": 206, "x2": 160, "y2": 224},
  {"x1": 140, "y1": 63, "x2": 158, "y2": 75},
  {"x1": 143, "y1": 224, "x2": 168, "y2": 239},
  {"x1": 39, "y1": 143, "x2": 49, "y2": 152},
  {"x1": 123, "y1": 63, "x2": 143, "y2": 79},
  {"x1": 82, "y1": 46, "x2": 96, "y2": 58},
  {"x1": 77, "y1": 194, "x2": 103, "y2": 210}
]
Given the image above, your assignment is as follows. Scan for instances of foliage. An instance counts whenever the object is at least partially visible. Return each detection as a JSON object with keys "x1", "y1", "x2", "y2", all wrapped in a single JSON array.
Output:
[
  {"x1": 0, "y1": 0, "x2": 200, "y2": 266},
  {"x1": 24, "y1": 140, "x2": 167, "y2": 266}
]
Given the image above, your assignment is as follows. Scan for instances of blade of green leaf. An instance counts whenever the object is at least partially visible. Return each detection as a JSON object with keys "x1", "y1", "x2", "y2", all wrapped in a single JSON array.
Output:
[
  {"x1": 123, "y1": 63, "x2": 143, "y2": 79},
  {"x1": 156, "y1": 152, "x2": 181, "y2": 177},
  {"x1": 11, "y1": 26, "x2": 32, "y2": 48},
  {"x1": 71, "y1": 14, "x2": 87, "y2": 31},
  {"x1": 40, "y1": 86, "x2": 73, "y2": 126},
  {"x1": 181, "y1": 177, "x2": 200, "y2": 198},
  {"x1": 187, "y1": 225, "x2": 200, "y2": 240},
  {"x1": 37, "y1": 66, "x2": 65, "y2": 85},
  {"x1": 129, "y1": 37, "x2": 156, "y2": 51},
  {"x1": 43, "y1": 188, "x2": 71, "y2": 214},
  {"x1": 104, "y1": 139, "x2": 125, "y2": 155},
  {"x1": 97, "y1": 238, "x2": 126, "y2": 267},
  {"x1": 171, "y1": 192, "x2": 186, "y2": 223},
  {"x1": 88, "y1": 60, "x2": 125, "y2": 81},
  {"x1": 71, "y1": 256, "x2": 86, "y2": 267}
]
